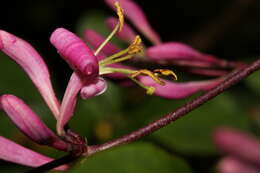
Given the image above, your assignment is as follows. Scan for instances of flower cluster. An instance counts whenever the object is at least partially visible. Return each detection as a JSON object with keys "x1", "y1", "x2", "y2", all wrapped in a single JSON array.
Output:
[{"x1": 0, "y1": 0, "x2": 246, "y2": 171}]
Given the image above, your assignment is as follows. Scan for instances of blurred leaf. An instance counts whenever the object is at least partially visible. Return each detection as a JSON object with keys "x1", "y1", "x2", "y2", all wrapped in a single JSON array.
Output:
[
  {"x1": 152, "y1": 93, "x2": 251, "y2": 155},
  {"x1": 245, "y1": 70, "x2": 260, "y2": 96},
  {"x1": 69, "y1": 82, "x2": 125, "y2": 138},
  {"x1": 76, "y1": 10, "x2": 109, "y2": 37},
  {"x1": 0, "y1": 53, "x2": 43, "y2": 102},
  {"x1": 69, "y1": 142, "x2": 193, "y2": 173}
]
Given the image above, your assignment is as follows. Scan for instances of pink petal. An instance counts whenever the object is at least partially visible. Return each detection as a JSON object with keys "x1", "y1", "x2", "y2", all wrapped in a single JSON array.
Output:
[
  {"x1": 57, "y1": 73, "x2": 84, "y2": 135},
  {"x1": 0, "y1": 36, "x2": 3, "y2": 49},
  {"x1": 146, "y1": 42, "x2": 226, "y2": 67},
  {"x1": 50, "y1": 28, "x2": 99, "y2": 80},
  {"x1": 218, "y1": 157, "x2": 260, "y2": 173},
  {"x1": 214, "y1": 128, "x2": 260, "y2": 166},
  {"x1": 84, "y1": 29, "x2": 120, "y2": 56},
  {"x1": 105, "y1": 0, "x2": 162, "y2": 45},
  {"x1": 0, "y1": 136, "x2": 68, "y2": 170},
  {"x1": 0, "y1": 30, "x2": 60, "y2": 119},
  {"x1": 80, "y1": 77, "x2": 107, "y2": 99},
  {"x1": 0, "y1": 95, "x2": 68, "y2": 151},
  {"x1": 139, "y1": 77, "x2": 223, "y2": 99},
  {"x1": 106, "y1": 17, "x2": 137, "y2": 44}
]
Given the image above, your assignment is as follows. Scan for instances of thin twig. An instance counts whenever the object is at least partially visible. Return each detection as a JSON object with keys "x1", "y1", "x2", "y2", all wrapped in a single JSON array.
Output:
[{"x1": 88, "y1": 59, "x2": 260, "y2": 155}]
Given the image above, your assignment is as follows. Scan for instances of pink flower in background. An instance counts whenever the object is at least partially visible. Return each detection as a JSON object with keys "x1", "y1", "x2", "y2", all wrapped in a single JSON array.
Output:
[{"x1": 214, "y1": 128, "x2": 260, "y2": 173}]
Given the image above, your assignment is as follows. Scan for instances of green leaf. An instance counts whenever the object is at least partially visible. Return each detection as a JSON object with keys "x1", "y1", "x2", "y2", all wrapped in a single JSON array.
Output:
[
  {"x1": 69, "y1": 142, "x2": 193, "y2": 173},
  {"x1": 245, "y1": 70, "x2": 260, "y2": 96},
  {"x1": 152, "y1": 93, "x2": 251, "y2": 155}
]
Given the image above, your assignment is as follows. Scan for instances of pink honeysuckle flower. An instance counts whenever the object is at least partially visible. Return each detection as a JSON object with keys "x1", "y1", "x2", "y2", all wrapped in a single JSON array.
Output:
[
  {"x1": 0, "y1": 95, "x2": 68, "y2": 150},
  {"x1": 213, "y1": 128, "x2": 260, "y2": 172},
  {"x1": 0, "y1": 95, "x2": 69, "y2": 170},
  {"x1": 104, "y1": 0, "x2": 244, "y2": 75},
  {"x1": 146, "y1": 42, "x2": 227, "y2": 68},
  {"x1": 0, "y1": 136, "x2": 68, "y2": 171},
  {"x1": 84, "y1": 29, "x2": 224, "y2": 99},
  {"x1": 217, "y1": 157, "x2": 260, "y2": 173},
  {"x1": 0, "y1": 30, "x2": 60, "y2": 119},
  {"x1": 214, "y1": 128, "x2": 260, "y2": 166},
  {"x1": 50, "y1": 28, "x2": 109, "y2": 135},
  {"x1": 139, "y1": 77, "x2": 223, "y2": 99}
]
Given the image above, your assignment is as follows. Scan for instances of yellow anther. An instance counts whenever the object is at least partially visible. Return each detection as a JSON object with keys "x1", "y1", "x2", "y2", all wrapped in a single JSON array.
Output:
[
  {"x1": 115, "y1": 2, "x2": 124, "y2": 31},
  {"x1": 146, "y1": 87, "x2": 155, "y2": 95},
  {"x1": 128, "y1": 36, "x2": 143, "y2": 55},
  {"x1": 131, "y1": 69, "x2": 165, "y2": 85},
  {"x1": 154, "y1": 69, "x2": 178, "y2": 80}
]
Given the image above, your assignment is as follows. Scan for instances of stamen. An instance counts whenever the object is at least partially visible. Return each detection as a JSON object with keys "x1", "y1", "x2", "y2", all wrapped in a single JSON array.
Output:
[
  {"x1": 129, "y1": 77, "x2": 155, "y2": 95},
  {"x1": 115, "y1": 2, "x2": 124, "y2": 31},
  {"x1": 128, "y1": 36, "x2": 143, "y2": 55},
  {"x1": 130, "y1": 69, "x2": 165, "y2": 85},
  {"x1": 99, "y1": 35, "x2": 143, "y2": 66},
  {"x1": 154, "y1": 69, "x2": 178, "y2": 80},
  {"x1": 94, "y1": 1, "x2": 124, "y2": 56}
]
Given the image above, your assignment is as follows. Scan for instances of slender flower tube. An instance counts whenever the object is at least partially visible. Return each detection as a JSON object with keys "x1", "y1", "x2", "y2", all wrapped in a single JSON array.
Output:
[
  {"x1": 217, "y1": 157, "x2": 260, "y2": 173},
  {"x1": 146, "y1": 42, "x2": 227, "y2": 68},
  {"x1": 105, "y1": 0, "x2": 162, "y2": 45},
  {"x1": 50, "y1": 28, "x2": 99, "y2": 80},
  {"x1": 0, "y1": 136, "x2": 67, "y2": 170},
  {"x1": 56, "y1": 73, "x2": 85, "y2": 135},
  {"x1": 214, "y1": 128, "x2": 260, "y2": 166},
  {"x1": 0, "y1": 30, "x2": 60, "y2": 119},
  {"x1": 139, "y1": 76, "x2": 223, "y2": 99},
  {"x1": 0, "y1": 94, "x2": 68, "y2": 151}
]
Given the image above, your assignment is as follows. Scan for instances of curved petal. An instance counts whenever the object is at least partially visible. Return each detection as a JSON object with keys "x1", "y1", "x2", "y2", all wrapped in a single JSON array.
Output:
[
  {"x1": 80, "y1": 77, "x2": 107, "y2": 99},
  {"x1": 218, "y1": 157, "x2": 260, "y2": 173},
  {"x1": 0, "y1": 30, "x2": 60, "y2": 119},
  {"x1": 106, "y1": 17, "x2": 137, "y2": 44},
  {"x1": 57, "y1": 73, "x2": 84, "y2": 135},
  {"x1": 50, "y1": 28, "x2": 99, "y2": 80},
  {"x1": 84, "y1": 29, "x2": 120, "y2": 56},
  {"x1": 105, "y1": 0, "x2": 162, "y2": 45},
  {"x1": 139, "y1": 76, "x2": 223, "y2": 99},
  {"x1": 146, "y1": 42, "x2": 225, "y2": 67},
  {"x1": 214, "y1": 128, "x2": 260, "y2": 166},
  {"x1": 0, "y1": 95, "x2": 68, "y2": 151},
  {"x1": 0, "y1": 136, "x2": 68, "y2": 170}
]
